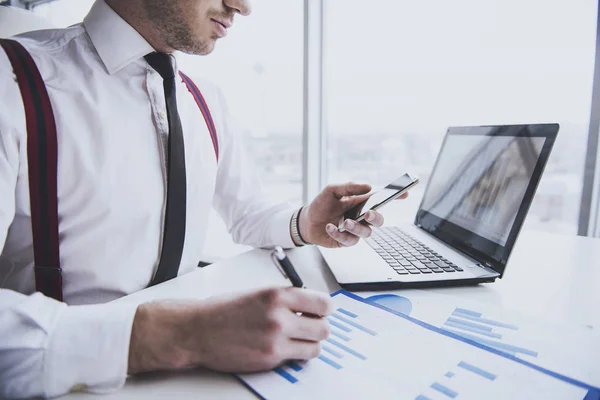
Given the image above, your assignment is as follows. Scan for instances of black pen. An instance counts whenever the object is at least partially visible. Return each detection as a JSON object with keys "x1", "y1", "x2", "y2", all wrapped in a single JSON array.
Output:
[{"x1": 271, "y1": 246, "x2": 304, "y2": 288}]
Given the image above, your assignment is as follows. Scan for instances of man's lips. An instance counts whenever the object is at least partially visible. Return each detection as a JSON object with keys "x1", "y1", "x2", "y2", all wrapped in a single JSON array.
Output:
[{"x1": 211, "y1": 18, "x2": 232, "y2": 29}]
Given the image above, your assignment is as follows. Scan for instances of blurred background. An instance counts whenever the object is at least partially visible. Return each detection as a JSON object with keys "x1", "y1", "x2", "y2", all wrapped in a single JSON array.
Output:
[{"x1": 9, "y1": 0, "x2": 599, "y2": 259}]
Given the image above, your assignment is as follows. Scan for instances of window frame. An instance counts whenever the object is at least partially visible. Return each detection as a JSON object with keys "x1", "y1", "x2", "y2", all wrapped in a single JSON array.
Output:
[
  {"x1": 578, "y1": 5, "x2": 600, "y2": 238},
  {"x1": 302, "y1": 0, "x2": 327, "y2": 203}
]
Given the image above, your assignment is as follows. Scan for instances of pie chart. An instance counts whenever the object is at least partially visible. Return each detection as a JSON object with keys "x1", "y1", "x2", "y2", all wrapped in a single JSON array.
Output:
[{"x1": 366, "y1": 294, "x2": 413, "y2": 315}]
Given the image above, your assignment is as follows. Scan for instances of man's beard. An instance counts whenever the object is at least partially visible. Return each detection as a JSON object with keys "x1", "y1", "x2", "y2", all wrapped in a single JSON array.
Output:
[{"x1": 142, "y1": 0, "x2": 216, "y2": 55}]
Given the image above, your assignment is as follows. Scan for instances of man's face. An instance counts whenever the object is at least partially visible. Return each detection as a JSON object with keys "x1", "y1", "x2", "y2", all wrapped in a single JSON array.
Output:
[{"x1": 141, "y1": 0, "x2": 252, "y2": 55}]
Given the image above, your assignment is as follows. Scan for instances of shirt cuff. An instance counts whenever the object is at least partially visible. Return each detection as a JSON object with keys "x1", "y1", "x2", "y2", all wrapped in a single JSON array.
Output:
[
  {"x1": 270, "y1": 208, "x2": 297, "y2": 249},
  {"x1": 44, "y1": 300, "x2": 138, "y2": 397}
]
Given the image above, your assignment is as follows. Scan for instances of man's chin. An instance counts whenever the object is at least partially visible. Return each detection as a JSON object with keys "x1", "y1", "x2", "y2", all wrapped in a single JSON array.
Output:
[
  {"x1": 178, "y1": 38, "x2": 217, "y2": 56},
  {"x1": 198, "y1": 41, "x2": 216, "y2": 55},
  {"x1": 194, "y1": 36, "x2": 218, "y2": 55}
]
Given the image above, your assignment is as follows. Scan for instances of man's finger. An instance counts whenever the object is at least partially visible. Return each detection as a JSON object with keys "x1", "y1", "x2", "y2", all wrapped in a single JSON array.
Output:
[
  {"x1": 342, "y1": 219, "x2": 373, "y2": 238},
  {"x1": 344, "y1": 193, "x2": 372, "y2": 209},
  {"x1": 283, "y1": 288, "x2": 334, "y2": 317},
  {"x1": 326, "y1": 224, "x2": 360, "y2": 247},
  {"x1": 285, "y1": 340, "x2": 322, "y2": 361},
  {"x1": 327, "y1": 182, "x2": 372, "y2": 199},
  {"x1": 286, "y1": 314, "x2": 330, "y2": 342},
  {"x1": 364, "y1": 210, "x2": 384, "y2": 228},
  {"x1": 396, "y1": 192, "x2": 409, "y2": 200}
]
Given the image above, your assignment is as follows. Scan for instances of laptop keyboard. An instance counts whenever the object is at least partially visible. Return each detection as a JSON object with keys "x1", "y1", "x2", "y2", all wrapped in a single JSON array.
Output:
[{"x1": 365, "y1": 227, "x2": 463, "y2": 275}]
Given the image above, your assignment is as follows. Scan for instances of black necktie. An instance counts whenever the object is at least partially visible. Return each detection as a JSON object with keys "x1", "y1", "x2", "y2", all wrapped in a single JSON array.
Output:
[{"x1": 145, "y1": 53, "x2": 187, "y2": 286}]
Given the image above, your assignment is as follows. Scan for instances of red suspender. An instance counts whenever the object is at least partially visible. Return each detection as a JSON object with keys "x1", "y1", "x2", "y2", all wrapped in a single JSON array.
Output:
[
  {"x1": 0, "y1": 39, "x2": 63, "y2": 302},
  {"x1": 0, "y1": 41, "x2": 219, "y2": 302},
  {"x1": 179, "y1": 71, "x2": 220, "y2": 162}
]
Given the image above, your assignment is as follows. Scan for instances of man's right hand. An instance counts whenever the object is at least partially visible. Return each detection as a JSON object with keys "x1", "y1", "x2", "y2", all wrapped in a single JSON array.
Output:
[{"x1": 128, "y1": 287, "x2": 333, "y2": 374}]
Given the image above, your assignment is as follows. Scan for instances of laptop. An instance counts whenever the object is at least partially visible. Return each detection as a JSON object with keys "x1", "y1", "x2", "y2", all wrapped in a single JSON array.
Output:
[{"x1": 320, "y1": 123, "x2": 559, "y2": 291}]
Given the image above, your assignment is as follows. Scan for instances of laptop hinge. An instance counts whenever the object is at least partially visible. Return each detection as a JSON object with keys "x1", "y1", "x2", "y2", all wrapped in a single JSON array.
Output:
[{"x1": 478, "y1": 262, "x2": 497, "y2": 271}]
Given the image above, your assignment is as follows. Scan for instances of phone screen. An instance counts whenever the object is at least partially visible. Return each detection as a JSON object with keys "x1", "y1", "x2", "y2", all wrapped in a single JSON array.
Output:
[{"x1": 345, "y1": 174, "x2": 418, "y2": 221}]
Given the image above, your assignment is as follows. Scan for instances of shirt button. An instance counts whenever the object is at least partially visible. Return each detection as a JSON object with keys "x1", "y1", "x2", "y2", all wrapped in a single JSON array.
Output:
[{"x1": 159, "y1": 112, "x2": 167, "y2": 121}]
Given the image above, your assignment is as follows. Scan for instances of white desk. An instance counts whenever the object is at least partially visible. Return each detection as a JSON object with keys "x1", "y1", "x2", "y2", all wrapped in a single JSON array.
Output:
[{"x1": 65, "y1": 230, "x2": 600, "y2": 399}]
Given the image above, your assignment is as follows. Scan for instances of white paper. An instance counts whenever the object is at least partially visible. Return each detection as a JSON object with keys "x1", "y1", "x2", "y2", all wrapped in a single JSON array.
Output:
[
  {"x1": 239, "y1": 293, "x2": 596, "y2": 400},
  {"x1": 359, "y1": 289, "x2": 600, "y2": 388}
]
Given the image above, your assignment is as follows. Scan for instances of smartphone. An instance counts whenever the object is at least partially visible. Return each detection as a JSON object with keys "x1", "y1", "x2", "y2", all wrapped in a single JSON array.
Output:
[{"x1": 338, "y1": 173, "x2": 420, "y2": 232}]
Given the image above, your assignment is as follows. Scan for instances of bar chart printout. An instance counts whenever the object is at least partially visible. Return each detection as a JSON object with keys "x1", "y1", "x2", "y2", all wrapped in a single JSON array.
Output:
[
  {"x1": 442, "y1": 306, "x2": 539, "y2": 358},
  {"x1": 239, "y1": 292, "x2": 597, "y2": 400},
  {"x1": 363, "y1": 289, "x2": 600, "y2": 388}
]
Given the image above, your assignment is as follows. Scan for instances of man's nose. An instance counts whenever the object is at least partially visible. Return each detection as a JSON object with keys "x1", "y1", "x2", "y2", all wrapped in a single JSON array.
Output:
[{"x1": 224, "y1": 0, "x2": 252, "y2": 16}]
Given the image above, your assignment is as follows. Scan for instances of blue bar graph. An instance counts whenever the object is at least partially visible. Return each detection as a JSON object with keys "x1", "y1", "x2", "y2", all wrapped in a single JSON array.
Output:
[
  {"x1": 328, "y1": 318, "x2": 352, "y2": 333},
  {"x1": 318, "y1": 354, "x2": 343, "y2": 370},
  {"x1": 445, "y1": 371, "x2": 455, "y2": 378},
  {"x1": 451, "y1": 310, "x2": 519, "y2": 330},
  {"x1": 583, "y1": 389, "x2": 600, "y2": 400},
  {"x1": 416, "y1": 395, "x2": 433, "y2": 400},
  {"x1": 325, "y1": 338, "x2": 367, "y2": 360},
  {"x1": 337, "y1": 308, "x2": 358, "y2": 318},
  {"x1": 322, "y1": 344, "x2": 344, "y2": 359},
  {"x1": 458, "y1": 361, "x2": 497, "y2": 381},
  {"x1": 286, "y1": 361, "x2": 303, "y2": 372},
  {"x1": 496, "y1": 349, "x2": 517, "y2": 356},
  {"x1": 454, "y1": 308, "x2": 482, "y2": 317},
  {"x1": 431, "y1": 382, "x2": 458, "y2": 398},
  {"x1": 330, "y1": 329, "x2": 351, "y2": 341},
  {"x1": 447, "y1": 317, "x2": 493, "y2": 332},
  {"x1": 274, "y1": 367, "x2": 298, "y2": 384},
  {"x1": 444, "y1": 320, "x2": 503, "y2": 338},
  {"x1": 447, "y1": 329, "x2": 538, "y2": 357},
  {"x1": 331, "y1": 313, "x2": 377, "y2": 336}
]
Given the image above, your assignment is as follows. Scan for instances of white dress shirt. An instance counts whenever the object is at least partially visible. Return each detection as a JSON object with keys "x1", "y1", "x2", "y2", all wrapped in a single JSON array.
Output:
[{"x1": 0, "y1": 1, "x2": 296, "y2": 398}]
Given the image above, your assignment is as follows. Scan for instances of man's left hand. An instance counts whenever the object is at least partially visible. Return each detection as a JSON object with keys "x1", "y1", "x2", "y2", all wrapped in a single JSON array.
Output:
[{"x1": 299, "y1": 182, "x2": 408, "y2": 248}]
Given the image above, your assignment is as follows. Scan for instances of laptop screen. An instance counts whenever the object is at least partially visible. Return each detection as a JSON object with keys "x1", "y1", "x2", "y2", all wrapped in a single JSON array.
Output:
[{"x1": 415, "y1": 124, "x2": 558, "y2": 275}]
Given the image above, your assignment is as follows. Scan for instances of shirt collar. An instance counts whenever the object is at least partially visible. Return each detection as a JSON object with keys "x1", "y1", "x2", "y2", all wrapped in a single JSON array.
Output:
[{"x1": 84, "y1": 0, "x2": 156, "y2": 75}]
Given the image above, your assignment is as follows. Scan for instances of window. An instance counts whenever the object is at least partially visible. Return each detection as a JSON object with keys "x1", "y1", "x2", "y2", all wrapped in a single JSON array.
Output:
[
  {"x1": 178, "y1": 0, "x2": 303, "y2": 204},
  {"x1": 34, "y1": 0, "x2": 304, "y2": 258},
  {"x1": 28, "y1": 0, "x2": 600, "y2": 243},
  {"x1": 178, "y1": 1, "x2": 303, "y2": 257},
  {"x1": 324, "y1": 0, "x2": 597, "y2": 235},
  {"x1": 33, "y1": 0, "x2": 94, "y2": 27}
]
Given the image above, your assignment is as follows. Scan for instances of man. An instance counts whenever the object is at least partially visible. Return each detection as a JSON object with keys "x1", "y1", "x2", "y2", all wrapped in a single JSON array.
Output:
[{"x1": 0, "y1": 0, "x2": 404, "y2": 398}]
